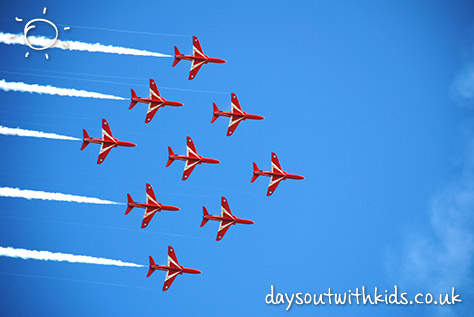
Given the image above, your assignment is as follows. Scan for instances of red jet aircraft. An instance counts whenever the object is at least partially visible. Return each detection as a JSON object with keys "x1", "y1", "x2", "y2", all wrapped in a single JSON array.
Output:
[
  {"x1": 81, "y1": 119, "x2": 136, "y2": 164},
  {"x1": 211, "y1": 93, "x2": 264, "y2": 136},
  {"x1": 252, "y1": 152, "x2": 304, "y2": 196},
  {"x1": 167, "y1": 136, "x2": 220, "y2": 180},
  {"x1": 147, "y1": 246, "x2": 201, "y2": 291},
  {"x1": 126, "y1": 183, "x2": 180, "y2": 228},
  {"x1": 129, "y1": 79, "x2": 183, "y2": 123},
  {"x1": 201, "y1": 196, "x2": 254, "y2": 241},
  {"x1": 172, "y1": 36, "x2": 226, "y2": 80}
]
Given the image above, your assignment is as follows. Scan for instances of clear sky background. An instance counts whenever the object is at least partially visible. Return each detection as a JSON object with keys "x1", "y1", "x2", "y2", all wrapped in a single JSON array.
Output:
[{"x1": 1, "y1": 0, "x2": 474, "y2": 316}]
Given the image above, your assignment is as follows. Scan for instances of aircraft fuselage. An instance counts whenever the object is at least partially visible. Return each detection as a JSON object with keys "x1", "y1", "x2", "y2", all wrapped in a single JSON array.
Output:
[
  {"x1": 255, "y1": 170, "x2": 305, "y2": 180},
  {"x1": 132, "y1": 97, "x2": 183, "y2": 107},
  {"x1": 169, "y1": 154, "x2": 220, "y2": 165},
  {"x1": 176, "y1": 54, "x2": 226, "y2": 64},
  {"x1": 127, "y1": 202, "x2": 180, "y2": 211},
  {"x1": 214, "y1": 111, "x2": 264, "y2": 121},
  {"x1": 151, "y1": 264, "x2": 201, "y2": 275},
  {"x1": 84, "y1": 138, "x2": 136, "y2": 148},
  {"x1": 203, "y1": 215, "x2": 254, "y2": 225}
]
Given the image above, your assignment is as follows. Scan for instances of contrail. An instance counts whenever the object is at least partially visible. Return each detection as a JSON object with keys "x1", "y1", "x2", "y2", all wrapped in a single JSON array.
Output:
[
  {"x1": 58, "y1": 24, "x2": 190, "y2": 38},
  {"x1": 0, "y1": 246, "x2": 144, "y2": 268},
  {"x1": 0, "y1": 32, "x2": 172, "y2": 58},
  {"x1": 0, "y1": 187, "x2": 122, "y2": 205},
  {"x1": 0, "y1": 272, "x2": 154, "y2": 291},
  {"x1": 0, "y1": 126, "x2": 79, "y2": 141},
  {"x1": 0, "y1": 79, "x2": 126, "y2": 100}
]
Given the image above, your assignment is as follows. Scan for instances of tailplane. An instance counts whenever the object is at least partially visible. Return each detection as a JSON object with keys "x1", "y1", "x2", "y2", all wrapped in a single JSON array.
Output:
[
  {"x1": 125, "y1": 194, "x2": 134, "y2": 215},
  {"x1": 81, "y1": 129, "x2": 90, "y2": 150},
  {"x1": 211, "y1": 103, "x2": 220, "y2": 123},
  {"x1": 200, "y1": 207, "x2": 209, "y2": 227},
  {"x1": 251, "y1": 162, "x2": 259, "y2": 183},
  {"x1": 172, "y1": 46, "x2": 181, "y2": 67},
  {"x1": 129, "y1": 89, "x2": 138, "y2": 109},
  {"x1": 166, "y1": 147, "x2": 175, "y2": 167},
  {"x1": 146, "y1": 256, "x2": 156, "y2": 277}
]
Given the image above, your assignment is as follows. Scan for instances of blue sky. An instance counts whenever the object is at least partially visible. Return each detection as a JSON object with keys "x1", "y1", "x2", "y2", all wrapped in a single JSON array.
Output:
[{"x1": 1, "y1": 0, "x2": 474, "y2": 316}]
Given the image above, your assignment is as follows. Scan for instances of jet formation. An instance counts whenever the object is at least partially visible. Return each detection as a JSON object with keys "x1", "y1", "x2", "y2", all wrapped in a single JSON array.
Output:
[{"x1": 76, "y1": 35, "x2": 305, "y2": 290}]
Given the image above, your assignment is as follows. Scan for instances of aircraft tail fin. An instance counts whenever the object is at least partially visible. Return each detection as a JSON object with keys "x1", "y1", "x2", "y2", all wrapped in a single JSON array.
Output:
[
  {"x1": 125, "y1": 194, "x2": 134, "y2": 215},
  {"x1": 146, "y1": 256, "x2": 156, "y2": 277},
  {"x1": 251, "y1": 162, "x2": 259, "y2": 183},
  {"x1": 166, "y1": 146, "x2": 175, "y2": 167},
  {"x1": 81, "y1": 129, "x2": 90, "y2": 150},
  {"x1": 172, "y1": 46, "x2": 181, "y2": 67},
  {"x1": 129, "y1": 89, "x2": 138, "y2": 109},
  {"x1": 211, "y1": 103, "x2": 220, "y2": 123},
  {"x1": 200, "y1": 206, "x2": 209, "y2": 227}
]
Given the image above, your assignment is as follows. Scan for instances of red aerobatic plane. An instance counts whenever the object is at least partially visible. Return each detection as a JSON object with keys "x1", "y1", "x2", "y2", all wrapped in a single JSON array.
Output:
[
  {"x1": 172, "y1": 36, "x2": 226, "y2": 80},
  {"x1": 167, "y1": 136, "x2": 220, "y2": 180},
  {"x1": 147, "y1": 246, "x2": 201, "y2": 291},
  {"x1": 212, "y1": 93, "x2": 264, "y2": 136},
  {"x1": 129, "y1": 79, "x2": 183, "y2": 123},
  {"x1": 252, "y1": 152, "x2": 305, "y2": 196},
  {"x1": 126, "y1": 183, "x2": 180, "y2": 228},
  {"x1": 201, "y1": 196, "x2": 254, "y2": 241},
  {"x1": 81, "y1": 119, "x2": 136, "y2": 164}
]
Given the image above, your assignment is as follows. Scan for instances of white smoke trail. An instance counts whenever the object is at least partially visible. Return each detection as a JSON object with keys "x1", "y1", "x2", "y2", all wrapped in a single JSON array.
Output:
[
  {"x1": 0, "y1": 246, "x2": 144, "y2": 267},
  {"x1": 0, "y1": 126, "x2": 79, "y2": 141},
  {"x1": 0, "y1": 32, "x2": 172, "y2": 58},
  {"x1": 0, "y1": 79, "x2": 125, "y2": 100},
  {"x1": 0, "y1": 187, "x2": 122, "y2": 205}
]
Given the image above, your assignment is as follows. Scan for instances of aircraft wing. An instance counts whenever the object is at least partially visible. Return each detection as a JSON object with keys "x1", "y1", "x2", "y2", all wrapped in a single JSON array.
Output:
[
  {"x1": 142, "y1": 207, "x2": 159, "y2": 228},
  {"x1": 216, "y1": 220, "x2": 233, "y2": 241},
  {"x1": 271, "y1": 152, "x2": 284, "y2": 174},
  {"x1": 186, "y1": 136, "x2": 199, "y2": 158},
  {"x1": 97, "y1": 143, "x2": 114, "y2": 164},
  {"x1": 221, "y1": 197, "x2": 235, "y2": 219},
  {"x1": 189, "y1": 37, "x2": 206, "y2": 80},
  {"x1": 231, "y1": 93, "x2": 245, "y2": 115},
  {"x1": 145, "y1": 103, "x2": 163, "y2": 123},
  {"x1": 102, "y1": 119, "x2": 114, "y2": 141},
  {"x1": 146, "y1": 184, "x2": 158, "y2": 205},
  {"x1": 227, "y1": 116, "x2": 245, "y2": 136},
  {"x1": 188, "y1": 60, "x2": 205, "y2": 80},
  {"x1": 163, "y1": 270, "x2": 180, "y2": 291},
  {"x1": 149, "y1": 79, "x2": 161, "y2": 100},
  {"x1": 192, "y1": 36, "x2": 205, "y2": 58},
  {"x1": 167, "y1": 246, "x2": 180, "y2": 268},
  {"x1": 267, "y1": 175, "x2": 285, "y2": 196},
  {"x1": 182, "y1": 160, "x2": 199, "y2": 180}
]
